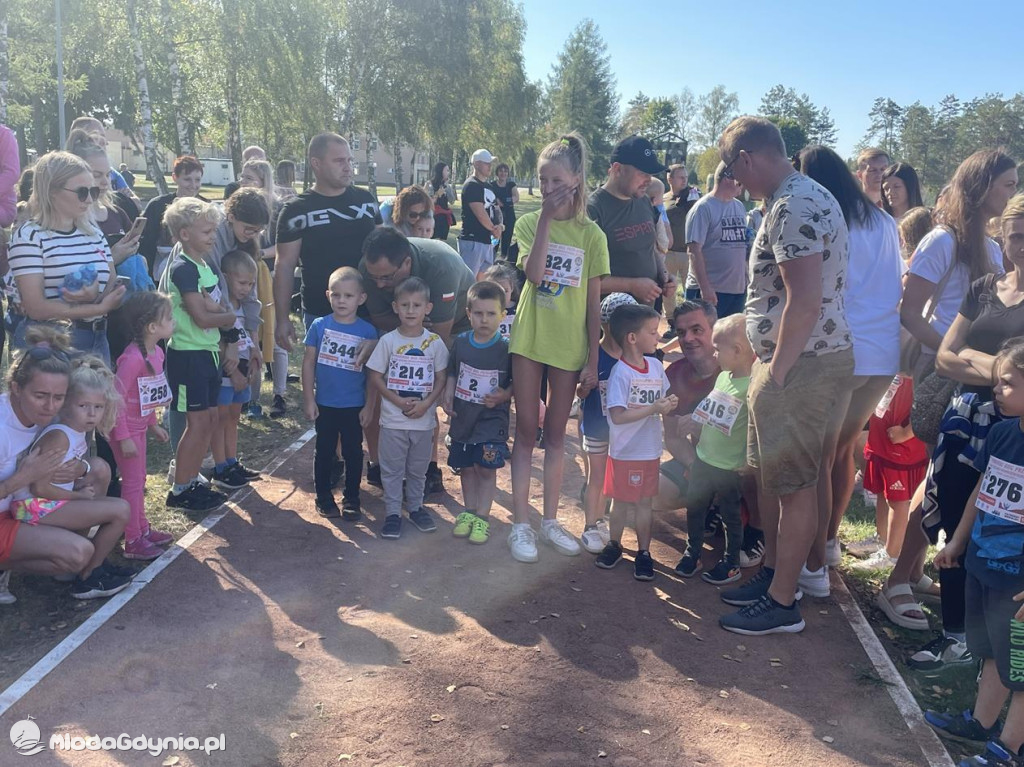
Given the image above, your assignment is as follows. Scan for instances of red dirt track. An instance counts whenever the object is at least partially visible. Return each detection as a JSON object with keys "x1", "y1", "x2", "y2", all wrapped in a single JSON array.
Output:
[{"x1": 2, "y1": 437, "x2": 931, "y2": 767}]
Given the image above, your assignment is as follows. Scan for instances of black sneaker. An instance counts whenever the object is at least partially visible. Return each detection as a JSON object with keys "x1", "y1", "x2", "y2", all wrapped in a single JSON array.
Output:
[
  {"x1": 535, "y1": 427, "x2": 545, "y2": 449},
  {"x1": 341, "y1": 497, "x2": 362, "y2": 522},
  {"x1": 720, "y1": 594, "x2": 806, "y2": 636},
  {"x1": 595, "y1": 540, "x2": 623, "y2": 569},
  {"x1": 71, "y1": 569, "x2": 132, "y2": 600},
  {"x1": 634, "y1": 550, "x2": 655, "y2": 581},
  {"x1": 236, "y1": 462, "x2": 262, "y2": 480},
  {"x1": 94, "y1": 560, "x2": 135, "y2": 579},
  {"x1": 909, "y1": 635, "x2": 974, "y2": 671},
  {"x1": 924, "y1": 709, "x2": 1002, "y2": 745},
  {"x1": 381, "y1": 515, "x2": 402, "y2": 539},
  {"x1": 315, "y1": 496, "x2": 341, "y2": 519},
  {"x1": 702, "y1": 560, "x2": 742, "y2": 585},
  {"x1": 661, "y1": 328, "x2": 675, "y2": 341},
  {"x1": 425, "y1": 464, "x2": 444, "y2": 496},
  {"x1": 287, "y1": 373, "x2": 300, "y2": 383},
  {"x1": 193, "y1": 482, "x2": 228, "y2": 505},
  {"x1": 366, "y1": 461, "x2": 382, "y2": 488},
  {"x1": 578, "y1": 481, "x2": 587, "y2": 506},
  {"x1": 408, "y1": 506, "x2": 437, "y2": 532},
  {"x1": 675, "y1": 551, "x2": 702, "y2": 578},
  {"x1": 166, "y1": 483, "x2": 224, "y2": 511},
  {"x1": 959, "y1": 739, "x2": 1021, "y2": 767},
  {"x1": 269, "y1": 394, "x2": 287, "y2": 418},
  {"x1": 330, "y1": 459, "x2": 345, "y2": 488},
  {"x1": 721, "y1": 567, "x2": 774, "y2": 606},
  {"x1": 212, "y1": 464, "x2": 250, "y2": 491}
]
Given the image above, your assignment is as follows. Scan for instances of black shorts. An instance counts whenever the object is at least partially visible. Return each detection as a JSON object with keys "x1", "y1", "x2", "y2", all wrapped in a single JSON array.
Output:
[
  {"x1": 167, "y1": 348, "x2": 220, "y2": 413},
  {"x1": 447, "y1": 440, "x2": 509, "y2": 470},
  {"x1": 965, "y1": 569, "x2": 1024, "y2": 691}
]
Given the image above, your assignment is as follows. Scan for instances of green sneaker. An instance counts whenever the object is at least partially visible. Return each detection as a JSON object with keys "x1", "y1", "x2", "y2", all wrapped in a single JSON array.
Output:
[
  {"x1": 468, "y1": 517, "x2": 490, "y2": 545},
  {"x1": 453, "y1": 511, "x2": 477, "y2": 538}
]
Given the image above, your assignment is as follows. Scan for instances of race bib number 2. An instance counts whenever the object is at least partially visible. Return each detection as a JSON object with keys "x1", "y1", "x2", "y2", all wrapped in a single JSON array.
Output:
[
  {"x1": 693, "y1": 389, "x2": 743, "y2": 436},
  {"x1": 455, "y1": 363, "x2": 500, "y2": 405},
  {"x1": 977, "y1": 457, "x2": 1024, "y2": 524},
  {"x1": 543, "y1": 243, "x2": 585, "y2": 288},
  {"x1": 138, "y1": 373, "x2": 171, "y2": 416},
  {"x1": 387, "y1": 355, "x2": 434, "y2": 394},
  {"x1": 318, "y1": 329, "x2": 362, "y2": 371}
]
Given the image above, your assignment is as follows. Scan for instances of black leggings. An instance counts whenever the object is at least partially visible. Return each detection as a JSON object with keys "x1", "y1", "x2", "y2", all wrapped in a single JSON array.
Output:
[
  {"x1": 932, "y1": 436, "x2": 979, "y2": 635},
  {"x1": 314, "y1": 405, "x2": 363, "y2": 501}
]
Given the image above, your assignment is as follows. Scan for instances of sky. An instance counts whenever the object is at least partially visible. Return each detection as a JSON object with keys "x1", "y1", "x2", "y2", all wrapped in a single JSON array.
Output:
[{"x1": 520, "y1": 0, "x2": 1024, "y2": 158}]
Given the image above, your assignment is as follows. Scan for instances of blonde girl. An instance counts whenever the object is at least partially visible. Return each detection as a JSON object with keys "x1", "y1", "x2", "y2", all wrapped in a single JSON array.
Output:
[{"x1": 507, "y1": 133, "x2": 609, "y2": 564}]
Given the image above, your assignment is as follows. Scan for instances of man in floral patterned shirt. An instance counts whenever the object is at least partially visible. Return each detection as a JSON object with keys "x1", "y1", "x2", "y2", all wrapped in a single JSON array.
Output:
[{"x1": 713, "y1": 117, "x2": 854, "y2": 637}]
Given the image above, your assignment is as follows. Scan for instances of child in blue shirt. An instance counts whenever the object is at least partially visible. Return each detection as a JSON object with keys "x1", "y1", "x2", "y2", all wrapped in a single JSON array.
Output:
[
  {"x1": 302, "y1": 267, "x2": 378, "y2": 520},
  {"x1": 931, "y1": 342, "x2": 1024, "y2": 765}
]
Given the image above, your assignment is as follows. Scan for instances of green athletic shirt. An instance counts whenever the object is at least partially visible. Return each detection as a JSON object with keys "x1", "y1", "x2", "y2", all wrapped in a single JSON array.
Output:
[{"x1": 166, "y1": 252, "x2": 222, "y2": 352}]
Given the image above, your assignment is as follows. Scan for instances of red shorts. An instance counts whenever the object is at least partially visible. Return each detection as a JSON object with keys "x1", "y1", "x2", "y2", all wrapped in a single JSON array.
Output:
[
  {"x1": 864, "y1": 456, "x2": 926, "y2": 503},
  {"x1": 0, "y1": 511, "x2": 21, "y2": 565},
  {"x1": 603, "y1": 457, "x2": 660, "y2": 502}
]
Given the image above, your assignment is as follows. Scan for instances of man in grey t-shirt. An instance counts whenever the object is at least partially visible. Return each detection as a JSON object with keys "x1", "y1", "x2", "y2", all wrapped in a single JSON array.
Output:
[{"x1": 684, "y1": 161, "x2": 749, "y2": 318}]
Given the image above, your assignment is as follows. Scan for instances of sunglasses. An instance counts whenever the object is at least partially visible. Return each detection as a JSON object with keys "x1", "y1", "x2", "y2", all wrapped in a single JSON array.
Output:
[
  {"x1": 64, "y1": 186, "x2": 101, "y2": 202},
  {"x1": 407, "y1": 210, "x2": 430, "y2": 221},
  {"x1": 721, "y1": 153, "x2": 740, "y2": 180}
]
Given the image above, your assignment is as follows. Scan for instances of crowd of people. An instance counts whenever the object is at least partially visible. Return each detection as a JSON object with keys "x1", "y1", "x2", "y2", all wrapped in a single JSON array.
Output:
[{"x1": 1, "y1": 113, "x2": 1024, "y2": 766}]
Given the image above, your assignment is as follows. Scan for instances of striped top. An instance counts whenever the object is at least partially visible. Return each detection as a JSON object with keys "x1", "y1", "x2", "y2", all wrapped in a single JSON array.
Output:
[{"x1": 8, "y1": 220, "x2": 114, "y2": 321}]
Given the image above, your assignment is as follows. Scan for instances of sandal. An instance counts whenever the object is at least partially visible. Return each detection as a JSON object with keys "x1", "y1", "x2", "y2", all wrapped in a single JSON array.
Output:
[
  {"x1": 912, "y1": 574, "x2": 942, "y2": 606},
  {"x1": 876, "y1": 583, "x2": 930, "y2": 631}
]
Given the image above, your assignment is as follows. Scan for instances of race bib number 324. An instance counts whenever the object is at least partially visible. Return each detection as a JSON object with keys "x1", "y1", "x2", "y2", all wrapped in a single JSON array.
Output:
[{"x1": 543, "y1": 243, "x2": 585, "y2": 288}]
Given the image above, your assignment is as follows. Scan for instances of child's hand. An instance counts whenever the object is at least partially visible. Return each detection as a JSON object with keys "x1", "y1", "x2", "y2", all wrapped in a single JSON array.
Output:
[
  {"x1": 482, "y1": 390, "x2": 506, "y2": 409},
  {"x1": 933, "y1": 544, "x2": 963, "y2": 570},
  {"x1": 120, "y1": 438, "x2": 139, "y2": 459},
  {"x1": 304, "y1": 400, "x2": 319, "y2": 421},
  {"x1": 231, "y1": 371, "x2": 247, "y2": 391},
  {"x1": 404, "y1": 400, "x2": 431, "y2": 419},
  {"x1": 76, "y1": 485, "x2": 97, "y2": 500},
  {"x1": 358, "y1": 405, "x2": 373, "y2": 429},
  {"x1": 655, "y1": 394, "x2": 679, "y2": 414},
  {"x1": 223, "y1": 358, "x2": 238, "y2": 376},
  {"x1": 149, "y1": 424, "x2": 170, "y2": 443},
  {"x1": 578, "y1": 365, "x2": 598, "y2": 397}
]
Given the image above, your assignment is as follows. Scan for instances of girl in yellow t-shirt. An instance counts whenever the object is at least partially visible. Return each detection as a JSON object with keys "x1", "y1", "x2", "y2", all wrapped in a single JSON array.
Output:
[{"x1": 507, "y1": 133, "x2": 610, "y2": 564}]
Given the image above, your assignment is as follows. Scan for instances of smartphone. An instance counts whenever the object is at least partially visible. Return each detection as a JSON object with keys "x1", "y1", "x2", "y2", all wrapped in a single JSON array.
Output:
[
  {"x1": 127, "y1": 216, "x2": 147, "y2": 239},
  {"x1": 116, "y1": 275, "x2": 132, "y2": 288}
]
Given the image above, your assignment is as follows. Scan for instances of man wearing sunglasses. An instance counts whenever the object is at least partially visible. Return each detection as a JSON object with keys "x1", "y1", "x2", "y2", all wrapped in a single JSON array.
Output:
[{"x1": 714, "y1": 117, "x2": 853, "y2": 638}]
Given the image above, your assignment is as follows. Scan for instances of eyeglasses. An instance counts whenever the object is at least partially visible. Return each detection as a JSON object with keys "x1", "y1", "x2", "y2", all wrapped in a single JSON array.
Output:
[
  {"x1": 407, "y1": 210, "x2": 429, "y2": 221},
  {"x1": 63, "y1": 186, "x2": 101, "y2": 202},
  {"x1": 369, "y1": 264, "x2": 403, "y2": 285},
  {"x1": 241, "y1": 225, "x2": 265, "y2": 237},
  {"x1": 721, "y1": 153, "x2": 741, "y2": 180}
]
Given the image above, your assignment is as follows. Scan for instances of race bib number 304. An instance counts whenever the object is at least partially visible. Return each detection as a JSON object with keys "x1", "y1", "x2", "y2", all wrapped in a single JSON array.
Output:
[
  {"x1": 627, "y1": 378, "x2": 662, "y2": 408},
  {"x1": 455, "y1": 363, "x2": 500, "y2": 405},
  {"x1": 138, "y1": 373, "x2": 171, "y2": 416},
  {"x1": 977, "y1": 456, "x2": 1024, "y2": 524},
  {"x1": 543, "y1": 243, "x2": 585, "y2": 288},
  {"x1": 318, "y1": 329, "x2": 362, "y2": 371},
  {"x1": 692, "y1": 389, "x2": 743, "y2": 435},
  {"x1": 387, "y1": 355, "x2": 434, "y2": 393}
]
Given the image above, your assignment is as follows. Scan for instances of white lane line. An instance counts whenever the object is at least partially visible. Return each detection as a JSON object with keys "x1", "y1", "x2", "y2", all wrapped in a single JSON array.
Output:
[
  {"x1": 831, "y1": 571, "x2": 957, "y2": 767},
  {"x1": 0, "y1": 428, "x2": 315, "y2": 718}
]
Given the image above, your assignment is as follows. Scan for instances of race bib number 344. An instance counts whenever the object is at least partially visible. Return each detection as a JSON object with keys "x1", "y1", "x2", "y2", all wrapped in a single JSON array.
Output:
[
  {"x1": 318, "y1": 329, "x2": 363, "y2": 371},
  {"x1": 978, "y1": 456, "x2": 1024, "y2": 524},
  {"x1": 387, "y1": 355, "x2": 434, "y2": 393}
]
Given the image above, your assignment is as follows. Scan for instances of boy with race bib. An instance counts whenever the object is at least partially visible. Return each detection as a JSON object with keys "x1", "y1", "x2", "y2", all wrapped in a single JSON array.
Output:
[
  {"x1": 366, "y1": 276, "x2": 448, "y2": 540},
  {"x1": 929, "y1": 342, "x2": 1024, "y2": 766},
  {"x1": 442, "y1": 280, "x2": 512, "y2": 545},
  {"x1": 595, "y1": 304, "x2": 676, "y2": 581},
  {"x1": 302, "y1": 267, "x2": 378, "y2": 520},
  {"x1": 674, "y1": 314, "x2": 753, "y2": 586}
]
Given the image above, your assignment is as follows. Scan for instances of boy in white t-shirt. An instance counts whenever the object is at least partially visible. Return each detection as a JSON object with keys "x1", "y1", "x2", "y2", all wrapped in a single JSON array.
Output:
[
  {"x1": 366, "y1": 277, "x2": 449, "y2": 540},
  {"x1": 595, "y1": 304, "x2": 677, "y2": 581}
]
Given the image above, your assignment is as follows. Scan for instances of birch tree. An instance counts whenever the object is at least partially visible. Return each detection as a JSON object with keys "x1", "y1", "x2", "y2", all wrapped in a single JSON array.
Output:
[
  {"x1": 126, "y1": 0, "x2": 167, "y2": 194},
  {"x1": 160, "y1": 0, "x2": 192, "y2": 154}
]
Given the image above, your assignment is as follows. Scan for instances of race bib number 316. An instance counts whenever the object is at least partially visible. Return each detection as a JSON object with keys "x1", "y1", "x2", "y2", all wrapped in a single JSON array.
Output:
[
  {"x1": 692, "y1": 389, "x2": 743, "y2": 435},
  {"x1": 977, "y1": 456, "x2": 1024, "y2": 524}
]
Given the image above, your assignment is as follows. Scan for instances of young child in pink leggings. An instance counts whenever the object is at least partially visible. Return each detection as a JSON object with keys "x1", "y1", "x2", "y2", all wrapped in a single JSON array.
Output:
[{"x1": 111, "y1": 292, "x2": 174, "y2": 559}]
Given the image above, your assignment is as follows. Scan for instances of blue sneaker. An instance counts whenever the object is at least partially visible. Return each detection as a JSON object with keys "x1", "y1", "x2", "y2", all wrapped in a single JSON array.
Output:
[
  {"x1": 721, "y1": 566, "x2": 802, "y2": 606},
  {"x1": 959, "y1": 739, "x2": 1022, "y2": 766},
  {"x1": 926, "y1": 709, "x2": 1001, "y2": 745},
  {"x1": 381, "y1": 515, "x2": 402, "y2": 539},
  {"x1": 719, "y1": 594, "x2": 805, "y2": 636}
]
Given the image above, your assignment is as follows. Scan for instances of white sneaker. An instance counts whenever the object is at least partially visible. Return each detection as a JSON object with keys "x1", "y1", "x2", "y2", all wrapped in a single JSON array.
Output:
[
  {"x1": 739, "y1": 539, "x2": 765, "y2": 568},
  {"x1": 201, "y1": 453, "x2": 216, "y2": 472},
  {"x1": 166, "y1": 458, "x2": 176, "y2": 485},
  {"x1": 508, "y1": 523, "x2": 539, "y2": 563},
  {"x1": 825, "y1": 537, "x2": 842, "y2": 568},
  {"x1": 580, "y1": 519, "x2": 611, "y2": 554},
  {"x1": 0, "y1": 570, "x2": 16, "y2": 605},
  {"x1": 569, "y1": 397, "x2": 582, "y2": 418},
  {"x1": 539, "y1": 519, "x2": 581, "y2": 556},
  {"x1": 798, "y1": 564, "x2": 831, "y2": 598},
  {"x1": 850, "y1": 547, "x2": 897, "y2": 571},
  {"x1": 846, "y1": 534, "x2": 883, "y2": 559}
]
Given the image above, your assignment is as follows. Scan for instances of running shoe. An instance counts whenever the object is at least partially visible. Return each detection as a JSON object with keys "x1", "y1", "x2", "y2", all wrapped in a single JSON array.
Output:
[
  {"x1": 581, "y1": 520, "x2": 610, "y2": 554},
  {"x1": 595, "y1": 540, "x2": 623, "y2": 569},
  {"x1": 539, "y1": 519, "x2": 581, "y2": 556},
  {"x1": 71, "y1": 569, "x2": 132, "y2": 600},
  {"x1": 408, "y1": 507, "x2": 437, "y2": 532},
  {"x1": 674, "y1": 551, "x2": 702, "y2": 578},
  {"x1": 315, "y1": 496, "x2": 341, "y2": 519},
  {"x1": 212, "y1": 464, "x2": 250, "y2": 492},
  {"x1": 508, "y1": 523, "x2": 538, "y2": 563},
  {"x1": 740, "y1": 539, "x2": 766, "y2": 569},
  {"x1": 237, "y1": 462, "x2": 262, "y2": 481},
  {"x1": 702, "y1": 560, "x2": 742, "y2": 585},
  {"x1": 269, "y1": 394, "x2": 287, "y2": 418},
  {"x1": 0, "y1": 570, "x2": 15, "y2": 605},
  {"x1": 425, "y1": 463, "x2": 444, "y2": 495},
  {"x1": 958, "y1": 739, "x2": 1022, "y2": 766},
  {"x1": 720, "y1": 594, "x2": 805, "y2": 636},
  {"x1": 924, "y1": 709, "x2": 1001, "y2": 745},
  {"x1": 797, "y1": 564, "x2": 830, "y2": 598},
  {"x1": 849, "y1": 547, "x2": 897, "y2": 571},
  {"x1": 144, "y1": 527, "x2": 174, "y2": 546},
  {"x1": 634, "y1": 550, "x2": 655, "y2": 581},
  {"x1": 341, "y1": 497, "x2": 361, "y2": 522},
  {"x1": 909, "y1": 635, "x2": 974, "y2": 671},
  {"x1": 381, "y1": 515, "x2": 403, "y2": 539},
  {"x1": 123, "y1": 535, "x2": 163, "y2": 561},
  {"x1": 453, "y1": 511, "x2": 477, "y2": 538},
  {"x1": 825, "y1": 537, "x2": 842, "y2": 567},
  {"x1": 468, "y1": 517, "x2": 490, "y2": 545},
  {"x1": 166, "y1": 482, "x2": 225, "y2": 511}
]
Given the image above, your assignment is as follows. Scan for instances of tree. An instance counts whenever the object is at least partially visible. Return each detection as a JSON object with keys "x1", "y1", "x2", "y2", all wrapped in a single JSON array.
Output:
[
  {"x1": 759, "y1": 84, "x2": 836, "y2": 147},
  {"x1": 547, "y1": 19, "x2": 618, "y2": 179},
  {"x1": 864, "y1": 97, "x2": 904, "y2": 159},
  {"x1": 771, "y1": 117, "x2": 808, "y2": 156},
  {"x1": 160, "y1": 0, "x2": 191, "y2": 155},
  {"x1": 673, "y1": 87, "x2": 695, "y2": 141},
  {"x1": 694, "y1": 146, "x2": 720, "y2": 190},
  {"x1": 125, "y1": 0, "x2": 166, "y2": 194},
  {"x1": 619, "y1": 92, "x2": 650, "y2": 137},
  {"x1": 0, "y1": 12, "x2": 8, "y2": 124},
  {"x1": 693, "y1": 85, "x2": 739, "y2": 150}
]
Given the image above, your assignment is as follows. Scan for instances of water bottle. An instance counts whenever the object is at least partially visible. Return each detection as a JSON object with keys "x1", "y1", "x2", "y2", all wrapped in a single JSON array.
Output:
[{"x1": 62, "y1": 264, "x2": 98, "y2": 292}]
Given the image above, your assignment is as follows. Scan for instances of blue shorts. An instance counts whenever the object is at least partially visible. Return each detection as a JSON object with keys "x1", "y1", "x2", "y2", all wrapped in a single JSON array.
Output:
[
  {"x1": 447, "y1": 440, "x2": 509, "y2": 470},
  {"x1": 218, "y1": 382, "x2": 252, "y2": 406}
]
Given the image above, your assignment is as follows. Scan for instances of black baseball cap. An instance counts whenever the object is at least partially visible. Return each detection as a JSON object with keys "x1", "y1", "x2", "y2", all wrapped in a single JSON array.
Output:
[{"x1": 610, "y1": 135, "x2": 668, "y2": 175}]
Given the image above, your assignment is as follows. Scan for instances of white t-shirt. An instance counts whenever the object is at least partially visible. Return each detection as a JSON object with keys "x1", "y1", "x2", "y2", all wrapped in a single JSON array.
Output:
[
  {"x1": 908, "y1": 228, "x2": 1003, "y2": 353},
  {"x1": 846, "y1": 211, "x2": 903, "y2": 376},
  {"x1": 366, "y1": 328, "x2": 449, "y2": 431},
  {"x1": 13, "y1": 423, "x2": 87, "y2": 498},
  {"x1": 605, "y1": 357, "x2": 669, "y2": 461},
  {"x1": 0, "y1": 394, "x2": 42, "y2": 511}
]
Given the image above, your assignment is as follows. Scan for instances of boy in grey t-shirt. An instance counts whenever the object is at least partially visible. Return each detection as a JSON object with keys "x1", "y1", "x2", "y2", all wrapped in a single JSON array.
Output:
[{"x1": 441, "y1": 281, "x2": 513, "y2": 546}]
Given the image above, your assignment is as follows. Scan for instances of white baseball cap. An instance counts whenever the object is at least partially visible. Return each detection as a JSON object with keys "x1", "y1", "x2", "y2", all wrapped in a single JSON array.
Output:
[{"x1": 472, "y1": 149, "x2": 496, "y2": 164}]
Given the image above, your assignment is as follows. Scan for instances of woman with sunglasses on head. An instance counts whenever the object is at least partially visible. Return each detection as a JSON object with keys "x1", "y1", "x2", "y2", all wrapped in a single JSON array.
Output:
[
  {"x1": 391, "y1": 185, "x2": 436, "y2": 239},
  {"x1": 6, "y1": 151, "x2": 127, "y2": 365}
]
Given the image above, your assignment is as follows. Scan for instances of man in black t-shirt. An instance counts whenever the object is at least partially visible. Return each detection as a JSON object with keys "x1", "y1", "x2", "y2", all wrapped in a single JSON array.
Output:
[
  {"x1": 459, "y1": 149, "x2": 502, "y2": 278},
  {"x1": 274, "y1": 133, "x2": 381, "y2": 351},
  {"x1": 587, "y1": 135, "x2": 674, "y2": 306}
]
